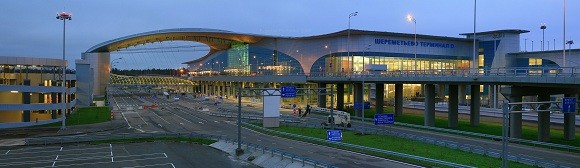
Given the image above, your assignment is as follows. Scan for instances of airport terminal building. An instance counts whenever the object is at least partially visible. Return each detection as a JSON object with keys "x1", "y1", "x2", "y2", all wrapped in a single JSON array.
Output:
[
  {"x1": 68, "y1": 27, "x2": 580, "y2": 140},
  {"x1": 181, "y1": 28, "x2": 549, "y2": 106}
]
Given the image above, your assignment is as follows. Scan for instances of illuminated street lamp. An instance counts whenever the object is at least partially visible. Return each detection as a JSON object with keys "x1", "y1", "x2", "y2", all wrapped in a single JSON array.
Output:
[
  {"x1": 348, "y1": 12, "x2": 358, "y2": 72},
  {"x1": 406, "y1": 14, "x2": 417, "y2": 70},
  {"x1": 541, "y1": 23, "x2": 546, "y2": 51},
  {"x1": 56, "y1": 11, "x2": 71, "y2": 130}
]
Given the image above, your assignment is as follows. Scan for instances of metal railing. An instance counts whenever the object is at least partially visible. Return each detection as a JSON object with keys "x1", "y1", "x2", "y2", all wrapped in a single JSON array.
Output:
[
  {"x1": 188, "y1": 67, "x2": 580, "y2": 78},
  {"x1": 312, "y1": 107, "x2": 580, "y2": 152},
  {"x1": 244, "y1": 123, "x2": 475, "y2": 168},
  {"x1": 278, "y1": 121, "x2": 573, "y2": 168},
  {"x1": 308, "y1": 107, "x2": 575, "y2": 168},
  {"x1": 24, "y1": 132, "x2": 337, "y2": 168}
]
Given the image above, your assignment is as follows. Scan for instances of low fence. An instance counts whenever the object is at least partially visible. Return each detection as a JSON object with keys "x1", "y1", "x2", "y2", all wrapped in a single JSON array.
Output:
[
  {"x1": 244, "y1": 123, "x2": 474, "y2": 168},
  {"x1": 308, "y1": 107, "x2": 575, "y2": 168}
]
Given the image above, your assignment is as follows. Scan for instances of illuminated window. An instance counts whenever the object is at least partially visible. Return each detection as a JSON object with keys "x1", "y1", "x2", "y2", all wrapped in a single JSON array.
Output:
[
  {"x1": 478, "y1": 54, "x2": 484, "y2": 67},
  {"x1": 529, "y1": 58, "x2": 542, "y2": 66}
]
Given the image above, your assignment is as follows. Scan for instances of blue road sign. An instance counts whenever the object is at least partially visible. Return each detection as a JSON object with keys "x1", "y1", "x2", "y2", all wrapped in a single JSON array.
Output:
[
  {"x1": 281, "y1": 86, "x2": 297, "y2": 98},
  {"x1": 562, "y1": 97, "x2": 576, "y2": 113},
  {"x1": 327, "y1": 130, "x2": 342, "y2": 141},
  {"x1": 354, "y1": 102, "x2": 371, "y2": 110},
  {"x1": 374, "y1": 113, "x2": 394, "y2": 125}
]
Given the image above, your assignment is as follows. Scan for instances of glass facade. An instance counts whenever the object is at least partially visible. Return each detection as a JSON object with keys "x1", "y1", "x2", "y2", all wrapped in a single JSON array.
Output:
[
  {"x1": 310, "y1": 52, "x2": 470, "y2": 74},
  {"x1": 193, "y1": 45, "x2": 304, "y2": 76}
]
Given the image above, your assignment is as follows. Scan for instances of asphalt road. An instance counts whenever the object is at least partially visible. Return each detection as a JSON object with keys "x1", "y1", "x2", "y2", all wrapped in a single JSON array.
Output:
[
  {"x1": 112, "y1": 94, "x2": 422, "y2": 168},
  {"x1": 210, "y1": 96, "x2": 580, "y2": 168}
]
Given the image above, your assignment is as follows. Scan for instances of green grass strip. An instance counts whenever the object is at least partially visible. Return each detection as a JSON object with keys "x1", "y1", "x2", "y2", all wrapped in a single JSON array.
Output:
[
  {"x1": 342, "y1": 106, "x2": 580, "y2": 148},
  {"x1": 248, "y1": 122, "x2": 533, "y2": 168},
  {"x1": 41, "y1": 106, "x2": 112, "y2": 127}
]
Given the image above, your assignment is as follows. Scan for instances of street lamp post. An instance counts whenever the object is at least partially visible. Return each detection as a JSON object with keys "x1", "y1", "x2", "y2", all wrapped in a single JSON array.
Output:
[
  {"x1": 473, "y1": 0, "x2": 477, "y2": 72},
  {"x1": 541, "y1": 23, "x2": 546, "y2": 51},
  {"x1": 563, "y1": 0, "x2": 567, "y2": 67},
  {"x1": 406, "y1": 14, "x2": 417, "y2": 70},
  {"x1": 56, "y1": 11, "x2": 71, "y2": 130},
  {"x1": 348, "y1": 12, "x2": 358, "y2": 73}
]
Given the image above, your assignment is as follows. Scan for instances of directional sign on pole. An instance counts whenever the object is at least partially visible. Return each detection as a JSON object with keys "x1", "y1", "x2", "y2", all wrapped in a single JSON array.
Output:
[
  {"x1": 374, "y1": 113, "x2": 394, "y2": 125},
  {"x1": 562, "y1": 97, "x2": 576, "y2": 113},
  {"x1": 327, "y1": 130, "x2": 342, "y2": 141},
  {"x1": 281, "y1": 86, "x2": 296, "y2": 98}
]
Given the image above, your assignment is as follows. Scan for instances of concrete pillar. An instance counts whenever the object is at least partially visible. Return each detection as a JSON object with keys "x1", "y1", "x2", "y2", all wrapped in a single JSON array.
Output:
[
  {"x1": 437, "y1": 84, "x2": 445, "y2": 99},
  {"x1": 354, "y1": 83, "x2": 363, "y2": 117},
  {"x1": 22, "y1": 79, "x2": 31, "y2": 122},
  {"x1": 448, "y1": 85, "x2": 459, "y2": 128},
  {"x1": 424, "y1": 84, "x2": 435, "y2": 126},
  {"x1": 317, "y1": 83, "x2": 327, "y2": 108},
  {"x1": 470, "y1": 85, "x2": 480, "y2": 126},
  {"x1": 458, "y1": 85, "x2": 467, "y2": 105},
  {"x1": 336, "y1": 83, "x2": 344, "y2": 111},
  {"x1": 51, "y1": 81, "x2": 58, "y2": 119},
  {"x1": 395, "y1": 83, "x2": 403, "y2": 116},
  {"x1": 564, "y1": 94, "x2": 576, "y2": 140},
  {"x1": 375, "y1": 83, "x2": 384, "y2": 114},
  {"x1": 509, "y1": 96, "x2": 523, "y2": 138},
  {"x1": 537, "y1": 95, "x2": 551, "y2": 142}
]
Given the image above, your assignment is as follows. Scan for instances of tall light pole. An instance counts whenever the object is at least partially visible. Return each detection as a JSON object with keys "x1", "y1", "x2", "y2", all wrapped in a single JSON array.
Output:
[
  {"x1": 56, "y1": 11, "x2": 71, "y2": 130},
  {"x1": 563, "y1": 0, "x2": 567, "y2": 67},
  {"x1": 348, "y1": 12, "x2": 358, "y2": 73},
  {"x1": 541, "y1": 23, "x2": 546, "y2": 51},
  {"x1": 473, "y1": 0, "x2": 477, "y2": 72},
  {"x1": 406, "y1": 14, "x2": 417, "y2": 70}
]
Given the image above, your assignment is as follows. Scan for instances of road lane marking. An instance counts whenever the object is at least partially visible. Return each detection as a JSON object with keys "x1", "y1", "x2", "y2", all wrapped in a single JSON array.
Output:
[
  {"x1": 150, "y1": 109, "x2": 171, "y2": 124},
  {"x1": 135, "y1": 110, "x2": 149, "y2": 125},
  {"x1": 4, "y1": 150, "x2": 9, "y2": 155},
  {"x1": 52, "y1": 155, "x2": 59, "y2": 167}
]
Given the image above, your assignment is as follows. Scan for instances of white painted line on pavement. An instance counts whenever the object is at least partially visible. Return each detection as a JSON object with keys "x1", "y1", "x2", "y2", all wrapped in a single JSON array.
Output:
[
  {"x1": 52, "y1": 155, "x2": 59, "y2": 167},
  {"x1": 171, "y1": 163, "x2": 176, "y2": 168},
  {"x1": 163, "y1": 153, "x2": 167, "y2": 157},
  {"x1": 35, "y1": 156, "x2": 169, "y2": 168},
  {"x1": 150, "y1": 109, "x2": 171, "y2": 124},
  {"x1": 110, "y1": 144, "x2": 113, "y2": 156},
  {"x1": 135, "y1": 110, "x2": 149, "y2": 125},
  {"x1": 4, "y1": 150, "x2": 9, "y2": 155},
  {"x1": 59, "y1": 147, "x2": 63, "y2": 151}
]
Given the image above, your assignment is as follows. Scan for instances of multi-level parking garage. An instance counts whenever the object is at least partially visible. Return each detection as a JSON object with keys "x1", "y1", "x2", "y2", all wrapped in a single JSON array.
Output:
[{"x1": 0, "y1": 56, "x2": 76, "y2": 128}]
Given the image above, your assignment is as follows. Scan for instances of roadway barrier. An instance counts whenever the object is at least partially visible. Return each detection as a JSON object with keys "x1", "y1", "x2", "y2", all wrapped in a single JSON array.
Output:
[
  {"x1": 24, "y1": 132, "x2": 337, "y2": 168},
  {"x1": 312, "y1": 107, "x2": 580, "y2": 152},
  {"x1": 303, "y1": 108, "x2": 575, "y2": 168},
  {"x1": 244, "y1": 123, "x2": 475, "y2": 168}
]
